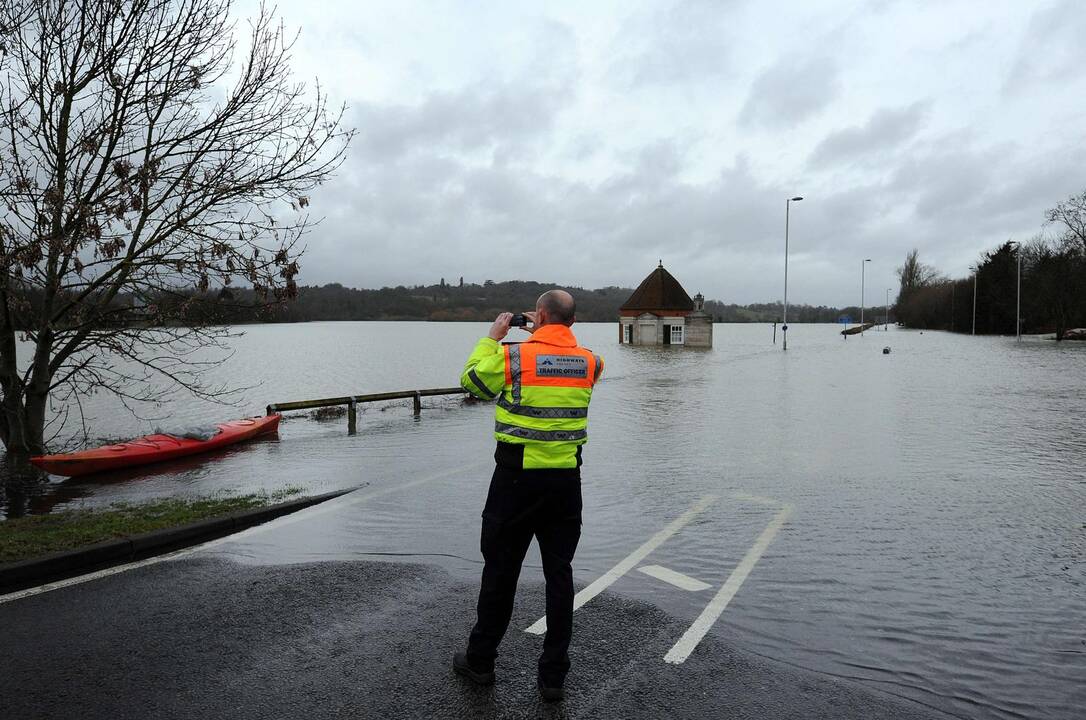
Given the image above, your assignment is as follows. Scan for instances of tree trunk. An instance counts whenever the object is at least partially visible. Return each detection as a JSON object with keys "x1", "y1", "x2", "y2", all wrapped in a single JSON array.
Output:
[
  {"x1": 0, "y1": 325, "x2": 31, "y2": 453},
  {"x1": 0, "y1": 331, "x2": 51, "y2": 456},
  {"x1": 23, "y1": 390, "x2": 48, "y2": 454},
  {"x1": 0, "y1": 389, "x2": 48, "y2": 456},
  {"x1": 1, "y1": 392, "x2": 41, "y2": 455},
  {"x1": 19, "y1": 335, "x2": 53, "y2": 455}
]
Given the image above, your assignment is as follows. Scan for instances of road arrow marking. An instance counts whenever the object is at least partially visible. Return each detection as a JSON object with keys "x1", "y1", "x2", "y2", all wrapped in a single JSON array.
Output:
[
  {"x1": 525, "y1": 494, "x2": 718, "y2": 635},
  {"x1": 637, "y1": 564, "x2": 711, "y2": 592}
]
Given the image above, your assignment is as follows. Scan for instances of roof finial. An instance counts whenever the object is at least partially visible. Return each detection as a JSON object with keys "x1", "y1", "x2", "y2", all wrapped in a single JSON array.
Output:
[{"x1": 658, "y1": 259, "x2": 663, "y2": 268}]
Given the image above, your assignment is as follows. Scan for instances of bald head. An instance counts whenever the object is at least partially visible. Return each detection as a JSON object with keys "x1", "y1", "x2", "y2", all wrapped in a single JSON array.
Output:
[{"x1": 536, "y1": 289, "x2": 576, "y2": 326}]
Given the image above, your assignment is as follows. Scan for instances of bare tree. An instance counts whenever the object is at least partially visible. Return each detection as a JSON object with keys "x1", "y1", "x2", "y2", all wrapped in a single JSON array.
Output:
[
  {"x1": 895, "y1": 249, "x2": 946, "y2": 329},
  {"x1": 1026, "y1": 235, "x2": 1085, "y2": 341},
  {"x1": 896, "y1": 249, "x2": 941, "y2": 299},
  {"x1": 1045, "y1": 189, "x2": 1086, "y2": 254},
  {"x1": 0, "y1": 0, "x2": 353, "y2": 454}
]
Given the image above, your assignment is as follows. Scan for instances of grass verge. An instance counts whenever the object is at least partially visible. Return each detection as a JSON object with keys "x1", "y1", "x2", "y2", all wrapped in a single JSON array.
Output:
[{"x1": 0, "y1": 486, "x2": 305, "y2": 564}]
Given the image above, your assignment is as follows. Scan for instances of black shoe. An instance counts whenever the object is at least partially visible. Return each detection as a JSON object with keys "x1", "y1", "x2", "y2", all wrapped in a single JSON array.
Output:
[
  {"x1": 453, "y1": 652, "x2": 495, "y2": 686},
  {"x1": 537, "y1": 677, "x2": 566, "y2": 703}
]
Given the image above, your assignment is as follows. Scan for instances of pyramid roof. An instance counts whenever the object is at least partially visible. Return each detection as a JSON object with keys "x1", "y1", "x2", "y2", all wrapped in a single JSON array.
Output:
[{"x1": 620, "y1": 263, "x2": 695, "y2": 312}]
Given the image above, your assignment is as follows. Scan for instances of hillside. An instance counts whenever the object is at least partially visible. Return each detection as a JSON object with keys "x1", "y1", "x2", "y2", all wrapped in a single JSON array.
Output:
[{"x1": 168, "y1": 280, "x2": 877, "y2": 324}]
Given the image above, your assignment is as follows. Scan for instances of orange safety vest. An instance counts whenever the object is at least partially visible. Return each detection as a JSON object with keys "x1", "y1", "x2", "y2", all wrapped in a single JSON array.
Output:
[
  {"x1": 499, "y1": 325, "x2": 602, "y2": 468},
  {"x1": 461, "y1": 324, "x2": 602, "y2": 469}
]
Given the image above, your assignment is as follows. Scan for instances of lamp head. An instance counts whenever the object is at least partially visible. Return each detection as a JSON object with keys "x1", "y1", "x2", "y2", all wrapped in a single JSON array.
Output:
[{"x1": 790, "y1": 196, "x2": 804, "y2": 201}]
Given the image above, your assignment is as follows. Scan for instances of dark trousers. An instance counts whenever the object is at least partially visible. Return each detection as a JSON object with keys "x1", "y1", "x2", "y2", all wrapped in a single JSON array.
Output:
[{"x1": 465, "y1": 463, "x2": 582, "y2": 685}]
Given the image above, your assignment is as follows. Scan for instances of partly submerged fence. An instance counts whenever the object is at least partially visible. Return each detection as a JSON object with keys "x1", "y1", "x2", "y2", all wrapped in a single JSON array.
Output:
[{"x1": 266, "y1": 387, "x2": 467, "y2": 434}]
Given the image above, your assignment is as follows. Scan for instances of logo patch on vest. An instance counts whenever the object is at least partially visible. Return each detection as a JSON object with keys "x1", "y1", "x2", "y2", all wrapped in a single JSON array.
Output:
[{"x1": 536, "y1": 354, "x2": 588, "y2": 378}]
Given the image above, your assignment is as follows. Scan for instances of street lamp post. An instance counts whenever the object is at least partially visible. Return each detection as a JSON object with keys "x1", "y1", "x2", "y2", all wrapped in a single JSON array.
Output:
[
  {"x1": 860, "y1": 258, "x2": 871, "y2": 335},
  {"x1": 951, "y1": 284, "x2": 955, "y2": 332},
  {"x1": 1009, "y1": 242, "x2": 1022, "y2": 341},
  {"x1": 782, "y1": 196, "x2": 803, "y2": 351},
  {"x1": 885, "y1": 288, "x2": 891, "y2": 330},
  {"x1": 971, "y1": 265, "x2": 978, "y2": 336}
]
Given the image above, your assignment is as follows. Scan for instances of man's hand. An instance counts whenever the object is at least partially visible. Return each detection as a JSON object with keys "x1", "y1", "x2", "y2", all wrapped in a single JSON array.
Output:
[
  {"x1": 521, "y1": 311, "x2": 538, "y2": 334},
  {"x1": 488, "y1": 312, "x2": 513, "y2": 341}
]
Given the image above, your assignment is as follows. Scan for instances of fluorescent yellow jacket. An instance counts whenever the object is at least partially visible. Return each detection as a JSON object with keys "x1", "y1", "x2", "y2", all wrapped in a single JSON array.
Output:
[{"x1": 461, "y1": 325, "x2": 603, "y2": 469}]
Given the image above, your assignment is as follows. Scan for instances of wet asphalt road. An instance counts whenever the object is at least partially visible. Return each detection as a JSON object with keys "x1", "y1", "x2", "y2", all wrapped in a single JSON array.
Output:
[{"x1": 1, "y1": 557, "x2": 955, "y2": 719}]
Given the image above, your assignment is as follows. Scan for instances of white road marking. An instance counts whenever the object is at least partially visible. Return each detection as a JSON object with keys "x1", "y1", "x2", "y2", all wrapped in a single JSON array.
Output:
[
  {"x1": 636, "y1": 564, "x2": 711, "y2": 592},
  {"x1": 525, "y1": 494, "x2": 717, "y2": 635},
  {"x1": 731, "y1": 492, "x2": 781, "y2": 507},
  {"x1": 663, "y1": 504, "x2": 794, "y2": 664},
  {"x1": 0, "y1": 463, "x2": 485, "y2": 605}
]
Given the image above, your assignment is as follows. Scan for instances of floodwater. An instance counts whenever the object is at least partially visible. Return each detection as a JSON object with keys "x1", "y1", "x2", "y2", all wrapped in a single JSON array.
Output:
[{"x1": 4, "y1": 322, "x2": 1085, "y2": 719}]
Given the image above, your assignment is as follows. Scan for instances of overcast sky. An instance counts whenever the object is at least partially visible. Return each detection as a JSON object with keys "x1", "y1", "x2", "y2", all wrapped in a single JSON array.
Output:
[{"x1": 236, "y1": 0, "x2": 1086, "y2": 306}]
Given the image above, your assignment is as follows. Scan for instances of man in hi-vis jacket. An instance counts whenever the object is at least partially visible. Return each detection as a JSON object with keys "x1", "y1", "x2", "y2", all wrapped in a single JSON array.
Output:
[{"x1": 453, "y1": 289, "x2": 603, "y2": 703}]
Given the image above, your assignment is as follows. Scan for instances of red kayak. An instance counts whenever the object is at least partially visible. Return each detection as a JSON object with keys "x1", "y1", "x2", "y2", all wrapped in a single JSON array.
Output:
[{"x1": 30, "y1": 414, "x2": 281, "y2": 477}]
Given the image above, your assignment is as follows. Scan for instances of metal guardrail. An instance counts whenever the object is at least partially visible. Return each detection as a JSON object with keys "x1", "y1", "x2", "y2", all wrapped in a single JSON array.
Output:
[
  {"x1": 266, "y1": 387, "x2": 467, "y2": 433},
  {"x1": 841, "y1": 322, "x2": 878, "y2": 336}
]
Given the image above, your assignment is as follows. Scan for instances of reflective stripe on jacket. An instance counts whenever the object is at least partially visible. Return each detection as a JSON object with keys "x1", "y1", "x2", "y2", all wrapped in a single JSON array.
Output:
[{"x1": 460, "y1": 324, "x2": 603, "y2": 469}]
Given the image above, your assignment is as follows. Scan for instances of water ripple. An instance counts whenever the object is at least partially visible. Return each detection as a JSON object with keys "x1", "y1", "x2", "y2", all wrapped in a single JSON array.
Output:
[{"x1": 7, "y1": 323, "x2": 1084, "y2": 719}]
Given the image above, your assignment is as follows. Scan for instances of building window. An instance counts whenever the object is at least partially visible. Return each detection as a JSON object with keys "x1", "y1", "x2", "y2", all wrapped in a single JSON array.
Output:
[
  {"x1": 671, "y1": 325, "x2": 684, "y2": 344},
  {"x1": 623, "y1": 324, "x2": 633, "y2": 343}
]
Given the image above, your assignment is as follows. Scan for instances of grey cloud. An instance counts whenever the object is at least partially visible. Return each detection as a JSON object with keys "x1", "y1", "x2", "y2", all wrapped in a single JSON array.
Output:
[
  {"x1": 352, "y1": 81, "x2": 571, "y2": 162},
  {"x1": 523, "y1": 18, "x2": 581, "y2": 85},
  {"x1": 1004, "y1": 0, "x2": 1086, "y2": 94},
  {"x1": 305, "y1": 129, "x2": 811, "y2": 300},
  {"x1": 609, "y1": 0, "x2": 742, "y2": 88},
  {"x1": 297, "y1": 73, "x2": 1085, "y2": 308},
  {"x1": 808, "y1": 103, "x2": 927, "y2": 168},
  {"x1": 563, "y1": 133, "x2": 603, "y2": 163},
  {"x1": 888, "y1": 133, "x2": 1006, "y2": 220},
  {"x1": 299, "y1": 114, "x2": 1086, "y2": 306},
  {"x1": 350, "y1": 18, "x2": 579, "y2": 163},
  {"x1": 212, "y1": 0, "x2": 1086, "y2": 311},
  {"x1": 739, "y1": 56, "x2": 839, "y2": 129},
  {"x1": 634, "y1": 139, "x2": 687, "y2": 180},
  {"x1": 876, "y1": 132, "x2": 1086, "y2": 273},
  {"x1": 774, "y1": 138, "x2": 1086, "y2": 299}
]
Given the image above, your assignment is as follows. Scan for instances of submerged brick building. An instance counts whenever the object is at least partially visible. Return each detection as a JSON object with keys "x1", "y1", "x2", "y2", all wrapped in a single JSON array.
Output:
[{"x1": 618, "y1": 263, "x2": 713, "y2": 347}]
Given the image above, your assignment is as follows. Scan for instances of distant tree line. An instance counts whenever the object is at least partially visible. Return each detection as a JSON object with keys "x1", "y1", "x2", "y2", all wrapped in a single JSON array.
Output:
[
  {"x1": 895, "y1": 191, "x2": 1086, "y2": 339},
  {"x1": 11, "y1": 279, "x2": 884, "y2": 327},
  {"x1": 703, "y1": 300, "x2": 891, "y2": 325},
  {"x1": 194, "y1": 281, "x2": 638, "y2": 323},
  {"x1": 178, "y1": 282, "x2": 887, "y2": 324}
]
